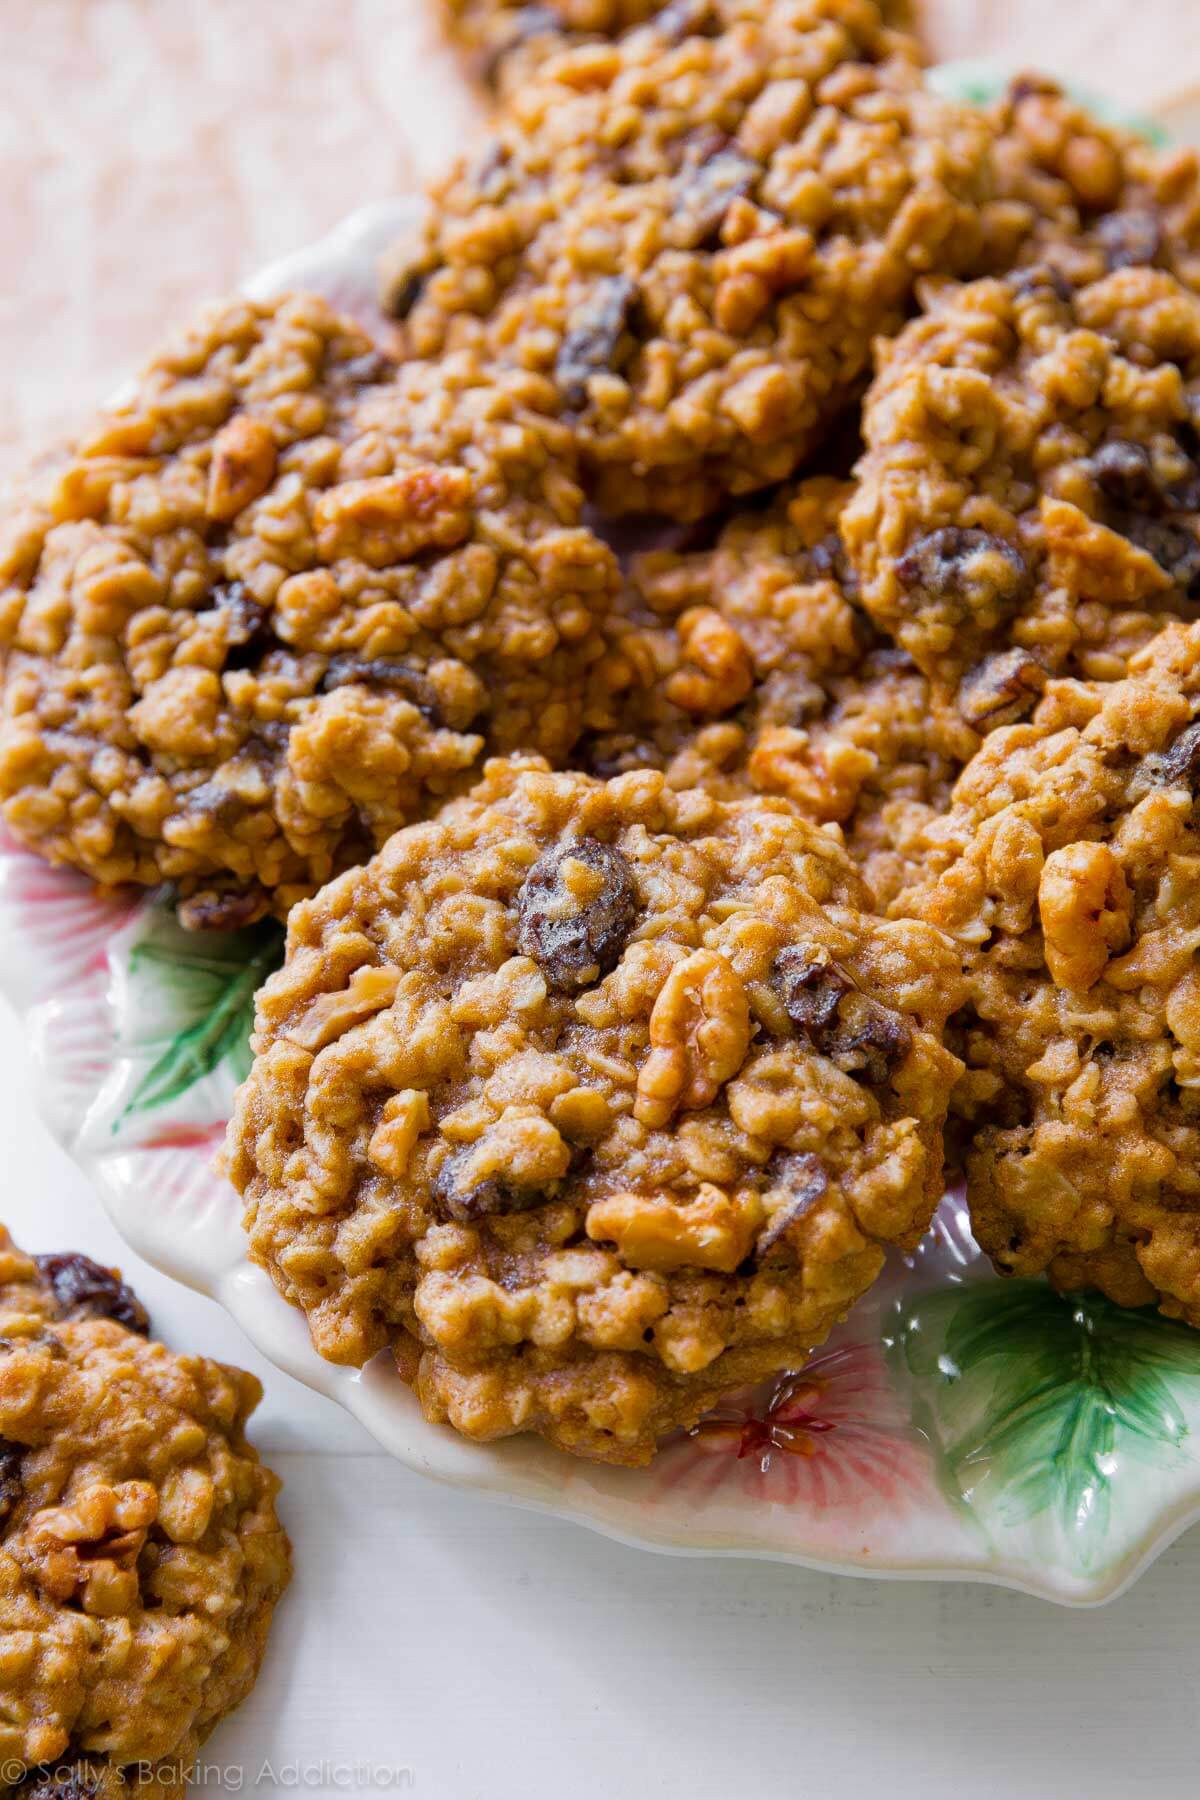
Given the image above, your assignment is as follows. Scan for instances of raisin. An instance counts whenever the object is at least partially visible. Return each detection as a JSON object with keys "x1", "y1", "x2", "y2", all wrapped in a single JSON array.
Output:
[
  {"x1": 0, "y1": 1438, "x2": 23, "y2": 1527},
  {"x1": 177, "y1": 886, "x2": 268, "y2": 933},
  {"x1": 341, "y1": 349, "x2": 396, "y2": 387},
  {"x1": 517, "y1": 838, "x2": 638, "y2": 990},
  {"x1": 1009, "y1": 263, "x2": 1073, "y2": 303},
  {"x1": 957, "y1": 647, "x2": 1046, "y2": 730},
  {"x1": 432, "y1": 1149, "x2": 546, "y2": 1223},
  {"x1": 0, "y1": 1329, "x2": 64, "y2": 1359},
  {"x1": 1135, "y1": 718, "x2": 1200, "y2": 793},
  {"x1": 653, "y1": 0, "x2": 719, "y2": 41},
  {"x1": 208, "y1": 580, "x2": 270, "y2": 671},
  {"x1": 672, "y1": 146, "x2": 758, "y2": 250},
  {"x1": 1090, "y1": 440, "x2": 1160, "y2": 509},
  {"x1": 1120, "y1": 513, "x2": 1200, "y2": 596},
  {"x1": 809, "y1": 530, "x2": 860, "y2": 602},
  {"x1": 211, "y1": 579, "x2": 265, "y2": 644},
  {"x1": 555, "y1": 278, "x2": 641, "y2": 412},
  {"x1": 896, "y1": 527, "x2": 1031, "y2": 626},
  {"x1": 1097, "y1": 208, "x2": 1163, "y2": 272},
  {"x1": 386, "y1": 266, "x2": 427, "y2": 321},
  {"x1": 826, "y1": 994, "x2": 912, "y2": 1086},
  {"x1": 773, "y1": 945, "x2": 851, "y2": 1042},
  {"x1": 755, "y1": 1153, "x2": 828, "y2": 1260},
  {"x1": 16, "y1": 1763, "x2": 105, "y2": 1800},
  {"x1": 34, "y1": 1254, "x2": 150, "y2": 1335},
  {"x1": 572, "y1": 733, "x2": 665, "y2": 779},
  {"x1": 179, "y1": 779, "x2": 245, "y2": 828},
  {"x1": 482, "y1": 4, "x2": 562, "y2": 81},
  {"x1": 320, "y1": 656, "x2": 442, "y2": 723}
]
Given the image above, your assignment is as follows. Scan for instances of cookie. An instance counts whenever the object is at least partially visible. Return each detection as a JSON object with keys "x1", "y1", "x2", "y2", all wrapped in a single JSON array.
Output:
[
  {"x1": 986, "y1": 77, "x2": 1200, "y2": 295},
  {"x1": 441, "y1": 0, "x2": 920, "y2": 91},
  {"x1": 581, "y1": 478, "x2": 976, "y2": 904},
  {"x1": 226, "y1": 756, "x2": 963, "y2": 1464},
  {"x1": 0, "y1": 1229, "x2": 289, "y2": 1795},
  {"x1": 0, "y1": 296, "x2": 619, "y2": 926},
  {"x1": 842, "y1": 264, "x2": 1200, "y2": 714},
  {"x1": 893, "y1": 620, "x2": 1200, "y2": 1324},
  {"x1": 439, "y1": 0, "x2": 660, "y2": 88},
  {"x1": 393, "y1": 0, "x2": 999, "y2": 519}
]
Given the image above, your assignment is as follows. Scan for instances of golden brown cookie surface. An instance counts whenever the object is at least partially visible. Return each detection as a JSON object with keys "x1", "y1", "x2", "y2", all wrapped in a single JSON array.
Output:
[
  {"x1": 0, "y1": 1229, "x2": 288, "y2": 1795},
  {"x1": 227, "y1": 756, "x2": 962, "y2": 1464},
  {"x1": 395, "y1": 0, "x2": 998, "y2": 519},
  {"x1": 0, "y1": 296, "x2": 618, "y2": 925},
  {"x1": 580, "y1": 478, "x2": 976, "y2": 905},
  {"x1": 893, "y1": 622, "x2": 1200, "y2": 1323},
  {"x1": 842, "y1": 265, "x2": 1200, "y2": 708}
]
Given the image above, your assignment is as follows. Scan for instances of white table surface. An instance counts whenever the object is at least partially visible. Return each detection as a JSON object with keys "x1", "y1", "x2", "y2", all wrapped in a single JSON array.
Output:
[{"x1": 1, "y1": 989, "x2": 1195, "y2": 1799}]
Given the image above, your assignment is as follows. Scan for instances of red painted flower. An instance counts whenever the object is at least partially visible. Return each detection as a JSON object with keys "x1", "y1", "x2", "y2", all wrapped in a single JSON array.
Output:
[{"x1": 652, "y1": 1341, "x2": 931, "y2": 1513}]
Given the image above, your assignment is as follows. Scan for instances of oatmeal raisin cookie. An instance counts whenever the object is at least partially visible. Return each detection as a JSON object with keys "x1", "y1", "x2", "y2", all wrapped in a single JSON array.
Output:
[
  {"x1": 893, "y1": 620, "x2": 1200, "y2": 1324},
  {"x1": 441, "y1": 0, "x2": 919, "y2": 90},
  {"x1": 582, "y1": 479, "x2": 975, "y2": 904},
  {"x1": 227, "y1": 756, "x2": 962, "y2": 1464},
  {"x1": 842, "y1": 265, "x2": 1200, "y2": 712},
  {"x1": 394, "y1": 0, "x2": 998, "y2": 518},
  {"x1": 986, "y1": 77, "x2": 1200, "y2": 295},
  {"x1": 0, "y1": 1229, "x2": 288, "y2": 1796},
  {"x1": 0, "y1": 295, "x2": 618, "y2": 926}
]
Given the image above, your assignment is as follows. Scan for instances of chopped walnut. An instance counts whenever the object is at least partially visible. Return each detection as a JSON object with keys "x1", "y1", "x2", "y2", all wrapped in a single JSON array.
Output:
[
  {"x1": 635, "y1": 949, "x2": 752, "y2": 1127},
  {"x1": 664, "y1": 606, "x2": 754, "y2": 716},
  {"x1": 1038, "y1": 841, "x2": 1132, "y2": 991},
  {"x1": 206, "y1": 415, "x2": 277, "y2": 523},
  {"x1": 286, "y1": 964, "x2": 401, "y2": 1051},
  {"x1": 586, "y1": 1184, "x2": 763, "y2": 1274},
  {"x1": 25, "y1": 1480, "x2": 157, "y2": 1617},
  {"x1": 312, "y1": 469, "x2": 474, "y2": 565},
  {"x1": 368, "y1": 1089, "x2": 432, "y2": 1178}
]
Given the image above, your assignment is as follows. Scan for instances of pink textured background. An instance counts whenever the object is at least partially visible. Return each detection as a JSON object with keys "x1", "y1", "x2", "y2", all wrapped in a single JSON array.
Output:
[{"x1": 4, "y1": 0, "x2": 1198, "y2": 479}]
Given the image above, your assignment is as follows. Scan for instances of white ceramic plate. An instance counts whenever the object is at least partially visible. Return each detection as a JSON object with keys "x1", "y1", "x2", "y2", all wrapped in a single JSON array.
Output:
[{"x1": 8, "y1": 68, "x2": 1200, "y2": 1607}]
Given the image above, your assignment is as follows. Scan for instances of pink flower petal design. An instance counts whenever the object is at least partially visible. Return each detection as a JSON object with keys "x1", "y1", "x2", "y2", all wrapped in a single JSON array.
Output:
[
  {"x1": 0, "y1": 828, "x2": 139, "y2": 1006},
  {"x1": 652, "y1": 1342, "x2": 932, "y2": 1515}
]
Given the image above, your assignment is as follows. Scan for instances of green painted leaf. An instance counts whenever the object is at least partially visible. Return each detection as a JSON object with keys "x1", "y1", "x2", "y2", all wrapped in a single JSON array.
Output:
[
  {"x1": 891, "y1": 1282, "x2": 1200, "y2": 1566},
  {"x1": 118, "y1": 917, "x2": 283, "y2": 1122}
]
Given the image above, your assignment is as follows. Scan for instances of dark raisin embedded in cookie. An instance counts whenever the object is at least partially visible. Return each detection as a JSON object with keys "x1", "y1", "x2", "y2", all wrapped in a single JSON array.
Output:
[
  {"x1": 825, "y1": 994, "x2": 912, "y2": 1086},
  {"x1": 555, "y1": 278, "x2": 641, "y2": 413},
  {"x1": 1089, "y1": 439, "x2": 1161, "y2": 508},
  {"x1": 958, "y1": 648, "x2": 1046, "y2": 730},
  {"x1": 1097, "y1": 208, "x2": 1163, "y2": 271},
  {"x1": 1135, "y1": 717, "x2": 1200, "y2": 793},
  {"x1": 320, "y1": 657, "x2": 444, "y2": 724},
  {"x1": 1120, "y1": 515, "x2": 1200, "y2": 595},
  {"x1": 671, "y1": 144, "x2": 758, "y2": 250},
  {"x1": 177, "y1": 887, "x2": 271, "y2": 932},
  {"x1": 14, "y1": 1763, "x2": 105, "y2": 1800},
  {"x1": 0, "y1": 1437, "x2": 23, "y2": 1526},
  {"x1": 773, "y1": 945, "x2": 851, "y2": 1042},
  {"x1": 755, "y1": 1153, "x2": 828, "y2": 1260},
  {"x1": 433, "y1": 1148, "x2": 551, "y2": 1222},
  {"x1": 34, "y1": 1253, "x2": 150, "y2": 1335},
  {"x1": 517, "y1": 837, "x2": 638, "y2": 990},
  {"x1": 896, "y1": 528, "x2": 1031, "y2": 627}
]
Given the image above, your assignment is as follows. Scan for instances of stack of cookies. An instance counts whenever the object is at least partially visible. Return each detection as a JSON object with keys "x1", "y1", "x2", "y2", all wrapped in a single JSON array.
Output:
[{"x1": 6, "y1": 0, "x2": 1200, "y2": 1503}]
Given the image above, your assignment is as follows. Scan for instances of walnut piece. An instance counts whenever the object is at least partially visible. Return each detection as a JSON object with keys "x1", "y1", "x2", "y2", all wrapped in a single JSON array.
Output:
[
  {"x1": 635, "y1": 949, "x2": 752, "y2": 1127},
  {"x1": 586, "y1": 1184, "x2": 763, "y2": 1273},
  {"x1": 665, "y1": 607, "x2": 754, "y2": 716},
  {"x1": 206, "y1": 415, "x2": 278, "y2": 522},
  {"x1": 286, "y1": 964, "x2": 401, "y2": 1051},
  {"x1": 1038, "y1": 841, "x2": 1132, "y2": 991}
]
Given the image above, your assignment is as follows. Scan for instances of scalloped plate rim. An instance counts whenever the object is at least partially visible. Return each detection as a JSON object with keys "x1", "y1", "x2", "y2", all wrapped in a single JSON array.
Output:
[{"x1": 8, "y1": 60, "x2": 1199, "y2": 1607}]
